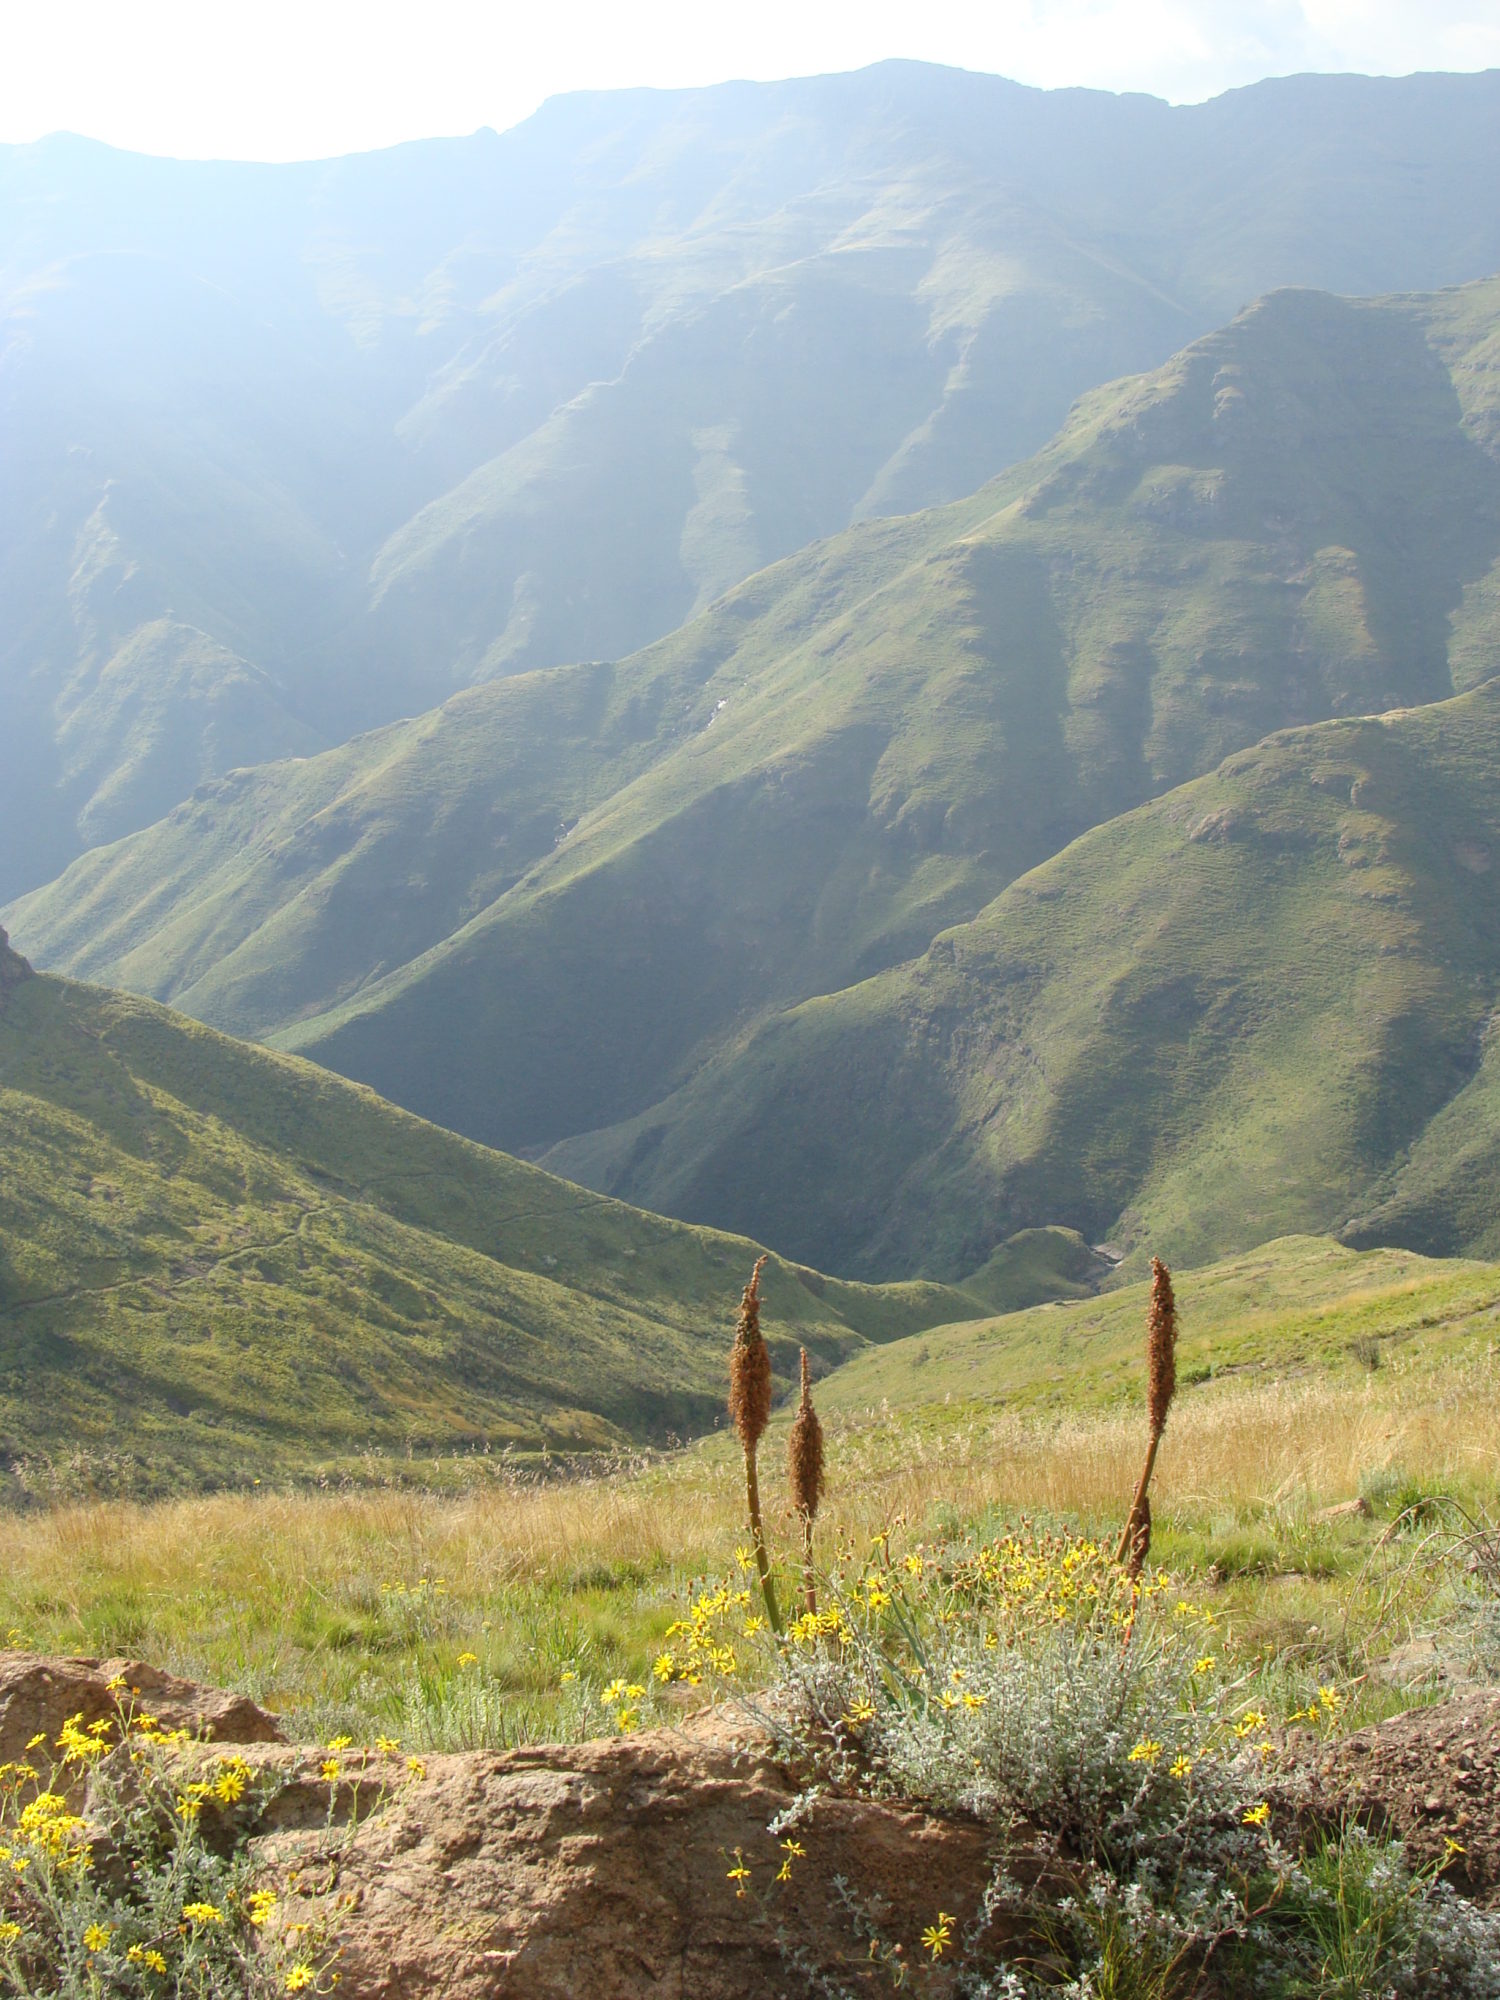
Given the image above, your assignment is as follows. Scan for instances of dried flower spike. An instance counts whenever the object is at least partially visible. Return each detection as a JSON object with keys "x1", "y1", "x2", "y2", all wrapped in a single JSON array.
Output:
[
  {"x1": 788, "y1": 1349, "x2": 825, "y2": 1614},
  {"x1": 1146, "y1": 1255, "x2": 1177, "y2": 1439},
  {"x1": 728, "y1": 1257, "x2": 781, "y2": 1632},
  {"x1": 729, "y1": 1254, "x2": 773, "y2": 1450},
  {"x1": 1118, "y1": 1257, "x2": 1179, "y2": 1578}
]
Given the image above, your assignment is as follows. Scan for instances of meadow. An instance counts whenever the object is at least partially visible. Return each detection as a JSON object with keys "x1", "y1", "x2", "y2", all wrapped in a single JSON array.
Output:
[{"x1": 6, "y1": 1273, "x2": 1498, "y2": 1754}]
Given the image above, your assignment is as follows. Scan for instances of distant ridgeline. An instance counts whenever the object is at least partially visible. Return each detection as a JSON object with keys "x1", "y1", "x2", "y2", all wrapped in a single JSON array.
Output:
[{"x1": 4, "y1": 63, "x2": 1500, "y2": 901}]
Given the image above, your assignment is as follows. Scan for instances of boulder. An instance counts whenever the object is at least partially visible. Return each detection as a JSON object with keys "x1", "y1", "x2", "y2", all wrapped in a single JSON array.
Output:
[
  {"x1": 0, "y1": 1650, "x2": 285, "y2": 1765},
  {"x1": 257, "y1": 1723, "x2": 1036, "y2": 1999}
]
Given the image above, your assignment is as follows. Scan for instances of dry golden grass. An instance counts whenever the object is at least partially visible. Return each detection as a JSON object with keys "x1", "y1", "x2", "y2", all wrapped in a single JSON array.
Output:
[{"x1": 2, "y1": 1349, "x2": 1495, "y2": 1743}]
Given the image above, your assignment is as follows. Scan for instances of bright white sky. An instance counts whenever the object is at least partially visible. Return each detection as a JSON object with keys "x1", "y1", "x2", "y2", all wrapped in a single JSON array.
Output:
[{"x1": 5, "y1": 0, "x2": 1499, "y2": 161}]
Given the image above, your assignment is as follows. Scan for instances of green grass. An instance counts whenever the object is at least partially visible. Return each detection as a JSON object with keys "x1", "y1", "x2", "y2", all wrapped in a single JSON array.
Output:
[
  {"x1": 4, "y1": 1229, "x2": 1500, "y2": 1751},
  {"x1": 15, "y1": 279, "x2": 1500, "y2": 1285},
  {"x1": 0, "y1": 939, "x2": 979, "y2": 1497},
  {"x1": 567, "y1": 677, "x2": 1500, "y2": 1278},
  {"x1": 819, "y1": 1233, "x2": 1500, "y2": 1417}
]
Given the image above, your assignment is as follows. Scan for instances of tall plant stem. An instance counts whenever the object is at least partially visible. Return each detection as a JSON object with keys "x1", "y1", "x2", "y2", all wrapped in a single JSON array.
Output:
[
  {"x1": 744, "y1": 1442, "x2": 781, "y2": 1633},
  {"x1": 1117, "y1": 1427, "x2": 1162, "y2": 1573}
]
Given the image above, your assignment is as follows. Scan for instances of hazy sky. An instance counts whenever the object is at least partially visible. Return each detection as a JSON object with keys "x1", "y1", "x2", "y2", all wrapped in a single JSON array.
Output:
[{"x1": 6, "y1": 0, "x2": 1499, "y2": 161}]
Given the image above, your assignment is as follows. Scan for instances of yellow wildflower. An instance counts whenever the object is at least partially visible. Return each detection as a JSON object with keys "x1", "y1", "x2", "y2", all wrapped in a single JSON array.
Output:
[
  {"x1": 1128, "y1": 1740, "x2": 1163, "y2": 1764},
  {"x1": 214, "y1": 1765, "x2": 249, "y2": 1805},
  {"x1": 83, "y1": 1922, "x2": 113, "y2": 1952},
  {"x1": 1243, "y1": 1802, "x2": 1271, "y2": 1827},
  {"x1": 406, "y1": 1756, "x2": 426, "y2": 1779},
  {"x1": 182, "y1": 1902, "x2": 224, "y2": 1924},
  {"x1": 922, "y1": 1913, "x2": 954, "y2": 1958},
  {"x1": 285, "y1": 1968, "x2": 316, "y2": 1993}
]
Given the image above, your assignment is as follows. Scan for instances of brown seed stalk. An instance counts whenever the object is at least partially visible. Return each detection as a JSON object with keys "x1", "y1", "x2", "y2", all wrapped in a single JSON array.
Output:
[
  {"x1": 1118, "y1": 1257, "x2": 1179, "y2": 1578},
  {"x1": 788, "y1": 1349, "x2": 825, "y2": 1614},
  {"x1": 729, "y1": 1256, "x2": 781, "y2": 1632}
]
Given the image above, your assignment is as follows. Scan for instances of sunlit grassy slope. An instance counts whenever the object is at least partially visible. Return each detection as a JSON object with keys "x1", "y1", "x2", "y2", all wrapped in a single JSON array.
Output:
[
  {"x1": 818, "y1": 1234, "x2": 1500, "y2": 1418},
  {"x1": 13, "y1": 280, "x2": 1500, "y2": 1269},
  {"x1": 0, "y1": 935, "x2": 979, "y2": 1496},
  {"x1": 559, "y1": 678, "x2": 1500, "y2": 1278},
  {"x1": 8, "y1": 66, "x2": 1500, "y2": 898}
]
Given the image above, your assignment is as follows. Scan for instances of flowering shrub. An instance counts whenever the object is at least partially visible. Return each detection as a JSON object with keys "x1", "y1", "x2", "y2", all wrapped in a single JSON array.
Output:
[
  {"x1": 681, "y1": 1527, "x2": 1500, "y2": 1997},
  {"x1": 0, "y1": 1684, "x2": 336, "y2": 1998}
]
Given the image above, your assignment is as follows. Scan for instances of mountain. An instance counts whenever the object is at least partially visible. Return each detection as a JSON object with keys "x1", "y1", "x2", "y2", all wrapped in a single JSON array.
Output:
[
  {"x1": 12, "y1": 274, "x2": 1500, "y2": 1271},
  {"x1": 553, "y1": 679, "x2": 1500, "y2": 1279},
  {"x1": 6, "y1": 63, "x2": 1500, "y2": 895},
  {"x1": 0, "y1": 927, "x2": 979, "y2": 1495}
]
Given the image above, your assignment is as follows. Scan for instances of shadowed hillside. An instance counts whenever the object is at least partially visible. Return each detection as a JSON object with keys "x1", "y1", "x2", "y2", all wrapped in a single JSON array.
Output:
[{"x1": 553, "y1": 680, "x2": 1500, "y2": 1277}]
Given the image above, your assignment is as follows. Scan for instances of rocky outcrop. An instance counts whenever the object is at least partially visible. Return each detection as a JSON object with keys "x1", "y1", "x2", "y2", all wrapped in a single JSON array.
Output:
[
  {"x1": 12, "y1": 1653, "x2": 1500, "y2": 1995},
  {"x1": 1303, "y1": 1691, "x2": 1500, "y2": 1904},
  {"x1": 252, "y1": 1722, "x2": 1037, "y2": 2000},
  {"x1": 0, "y1": 1649, "x2": 285, "y2": 1765}
]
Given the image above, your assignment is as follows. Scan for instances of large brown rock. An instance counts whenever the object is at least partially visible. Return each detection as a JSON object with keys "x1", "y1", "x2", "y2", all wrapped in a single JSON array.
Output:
[
  {"x1": 0, "y1": 1649, "x2": 285, "y2": 1765},
  {"x1": 16, "y1": 1652, "x2": 1500, "y2": 1995},
  {"x1": 256, "y1": 1724, "x2": 1033, "y2": 1999}
]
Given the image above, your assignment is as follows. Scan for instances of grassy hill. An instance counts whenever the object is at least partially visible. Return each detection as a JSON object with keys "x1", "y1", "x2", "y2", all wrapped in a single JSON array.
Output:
[
  {"x1": 14, "y1": 277, "x2": 1500, "y2": 1270},
  {"x1": 817, "y1": 1233, "x2": 1500, "y2": 1419},
  {"x1": 5, "y1": 64, "x2": 1500, "y2": 895},
  {"x1": 0, "y1": 930, "x2": 981, "y2": 1498},
  {"x1": 554, "y1": 679, "x2": 1500, "y2": 1278}
]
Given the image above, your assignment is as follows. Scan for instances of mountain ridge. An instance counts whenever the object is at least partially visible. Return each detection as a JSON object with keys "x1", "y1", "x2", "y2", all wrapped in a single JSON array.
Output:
[
  {"x1": 6, "y1": 62, "x2": 1500, "y2": 893},
  {"x1": 14, "y1": 274, "x2": 1499, "y2": 1251}
]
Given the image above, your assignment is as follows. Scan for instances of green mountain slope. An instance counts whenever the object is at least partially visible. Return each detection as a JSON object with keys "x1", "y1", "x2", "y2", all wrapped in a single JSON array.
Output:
[
  {"x1": 14, "y1": 279, "x2": 1500, "y2": 1206},
  {"x1": 0, "y1": 930, "x2": 979, "y2": 1494},
  {"x1": 5, "y1": 64, "x2": 1500, "y2": 893},
  {"x1": 557, "y1": 680, "x2": 1500, "y2": 1279},
  {"x1": 817, "y1": 1234, "x2": 1500, "y2": 1419}
]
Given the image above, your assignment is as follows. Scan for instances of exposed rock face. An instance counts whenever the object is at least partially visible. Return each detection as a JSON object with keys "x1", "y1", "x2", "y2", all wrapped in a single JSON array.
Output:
[
  {"x1": 12, "y1": 1654, "x2": 1500, "y2": 1995},
  {"x1": 255, "y1": 1723, "x2": 1025, "y2": 1999},
  {"x1": 0, "y1": 1650, "x2": 285, "y2": 1765},
  {"x1": 1304, "y1": 1691, "x2": 1500, "y2": 1904}
]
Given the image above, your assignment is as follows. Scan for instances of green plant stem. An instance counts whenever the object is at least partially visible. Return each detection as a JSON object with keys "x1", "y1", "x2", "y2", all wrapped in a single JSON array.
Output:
[
  {"x1": 801, "y1": 1513, "x2": 817, "y2": 1617},
  {"x1": 743, "y1": 1442, "x2": 782, "y2": 1633}
]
